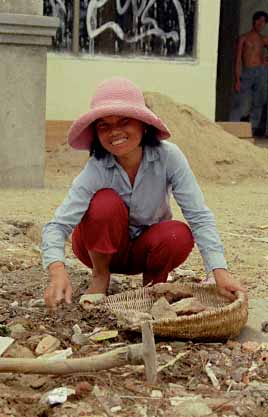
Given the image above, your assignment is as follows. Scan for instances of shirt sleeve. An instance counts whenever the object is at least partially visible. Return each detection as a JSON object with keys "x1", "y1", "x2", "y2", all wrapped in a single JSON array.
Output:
[
  {"x1": 166, "y1": 143, "x2": 228, "y2": 273},
  {"x1": 42, "y1": 160, "x2": 105, "y2": 270}
]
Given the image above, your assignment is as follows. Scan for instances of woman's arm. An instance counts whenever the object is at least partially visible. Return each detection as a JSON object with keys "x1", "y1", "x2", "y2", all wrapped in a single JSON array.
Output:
[
  {"x1": 166, "y1": 144, "x2": 247, "y2": 298},
  {"x1": 42, "y1": 160, "x2": 105, "y2": 307}
]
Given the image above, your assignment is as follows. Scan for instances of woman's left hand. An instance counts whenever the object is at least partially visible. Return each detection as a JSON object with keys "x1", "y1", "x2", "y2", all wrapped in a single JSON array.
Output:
[{"x1": 213, "y1": 268, "x2": 247, "y2": 301}]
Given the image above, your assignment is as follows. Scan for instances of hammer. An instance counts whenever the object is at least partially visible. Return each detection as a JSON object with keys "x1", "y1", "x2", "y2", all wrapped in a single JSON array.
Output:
[{"x1": 0, "y1": 322, "x2": 157, "y2": 384}]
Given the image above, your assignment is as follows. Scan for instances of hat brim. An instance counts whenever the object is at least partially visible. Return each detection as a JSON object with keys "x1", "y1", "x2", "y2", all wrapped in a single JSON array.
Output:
[{"x1": 68, "y1": 103, "x2": 171, "y2": 150}]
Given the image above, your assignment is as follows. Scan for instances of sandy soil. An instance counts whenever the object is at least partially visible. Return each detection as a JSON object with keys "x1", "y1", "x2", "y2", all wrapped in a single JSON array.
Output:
[{"x1": 1, "y1": 171, "x2": 268, "y2": 297}]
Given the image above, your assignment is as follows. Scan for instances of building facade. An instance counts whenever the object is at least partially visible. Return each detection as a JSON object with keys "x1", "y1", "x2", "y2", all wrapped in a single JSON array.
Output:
[{"x1": 45, "y1": 0, "x2": 221, "y2": 121}]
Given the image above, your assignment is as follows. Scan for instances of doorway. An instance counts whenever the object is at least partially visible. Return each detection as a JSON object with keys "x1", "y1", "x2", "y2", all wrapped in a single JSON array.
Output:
[
  {"x1": 216, "y1": 0, "x2": 268, "y2": 123},
  {"x1": 215, "y1": 0, "x2": 240, "y2": 122}
]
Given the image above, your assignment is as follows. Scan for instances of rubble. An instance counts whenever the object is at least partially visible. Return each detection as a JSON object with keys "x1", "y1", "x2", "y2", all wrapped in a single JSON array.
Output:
[
  {"x1": 151, "y1": 297, "x2": 177, "y2": 320},
  {"x1": 0, "y1": 336, "x2": 14, "y2": 356},
  {"x1": 35, "y1": 335, "x2": 61, "y2": 355},
  {"x1": 171, "y1": 297, "x2": 207, "y2": 315},
  {"x1": 0, "y1": 223, "x2": 267, "y2": 416}
]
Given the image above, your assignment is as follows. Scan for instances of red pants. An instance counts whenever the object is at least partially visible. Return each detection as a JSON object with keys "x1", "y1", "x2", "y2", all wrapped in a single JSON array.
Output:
[{"x1": 72, "y1": 189, "x2": 194, "y2": 285}]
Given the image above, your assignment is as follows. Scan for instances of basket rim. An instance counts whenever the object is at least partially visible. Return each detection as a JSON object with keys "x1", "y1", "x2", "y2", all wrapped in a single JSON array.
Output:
[{"x1": 104, "y1": 283, "x2": 248, "y2": 325}]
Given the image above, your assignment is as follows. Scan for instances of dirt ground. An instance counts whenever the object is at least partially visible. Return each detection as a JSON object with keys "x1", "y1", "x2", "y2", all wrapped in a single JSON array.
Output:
[{"x1": 0, "y1": 100, "x2": 268, "y2": 415}]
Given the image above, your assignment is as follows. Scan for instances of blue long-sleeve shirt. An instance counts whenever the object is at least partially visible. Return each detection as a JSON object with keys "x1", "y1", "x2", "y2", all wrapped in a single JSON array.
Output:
[{"x1": 42, "y1": 141, "x2": 227, "y2": 273}]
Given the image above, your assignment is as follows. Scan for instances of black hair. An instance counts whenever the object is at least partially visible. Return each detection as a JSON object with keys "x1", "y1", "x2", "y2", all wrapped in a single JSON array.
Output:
[
  {"x1": 252, "y1": 11, "x2": 268, "y2": 23},
  {"x1": 90, "y1": 125, "x2": 161, "y2": 159}
]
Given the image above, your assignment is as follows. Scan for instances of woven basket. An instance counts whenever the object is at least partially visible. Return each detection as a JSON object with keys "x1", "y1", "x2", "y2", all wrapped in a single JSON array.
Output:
[{"x1": 104, "y1": 283, "x2": 248, "y2": 340}]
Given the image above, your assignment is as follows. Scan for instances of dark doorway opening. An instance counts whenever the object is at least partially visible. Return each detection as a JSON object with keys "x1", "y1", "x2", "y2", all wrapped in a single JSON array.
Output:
[{"x1": 215, "y1": 0, "x2": 241, "y2": 122}]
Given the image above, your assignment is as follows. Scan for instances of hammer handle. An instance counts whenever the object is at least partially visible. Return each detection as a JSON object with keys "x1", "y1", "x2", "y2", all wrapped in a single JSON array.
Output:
[{"x1": 0, "y1": 343, "x2": 144, "y2": 375}]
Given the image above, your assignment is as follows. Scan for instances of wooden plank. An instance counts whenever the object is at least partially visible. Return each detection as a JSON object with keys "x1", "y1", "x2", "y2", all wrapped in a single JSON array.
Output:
[
  {"x1": 45, "y1": 120, "x2": 73, "y2": 151},
  {"x1": 217, "y1": 122, "x2": 252, "y2": 138}
]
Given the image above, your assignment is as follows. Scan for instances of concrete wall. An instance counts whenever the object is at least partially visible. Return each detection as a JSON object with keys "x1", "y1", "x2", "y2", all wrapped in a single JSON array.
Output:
[
  {"x1": 0, "y1": 0, "x2": 43, "y2": 15},
  {"x1": 0, "y1": 45, "x2": 47, "y2": 187},
  {"x1": 0, "y1": 0, "x2": 58, "y2": 187},
  {"x1": 46, "y1": 0, "x2": 221, "y2": 122}
]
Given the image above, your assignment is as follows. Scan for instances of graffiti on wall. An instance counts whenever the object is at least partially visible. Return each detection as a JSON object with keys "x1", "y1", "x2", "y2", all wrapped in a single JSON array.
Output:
[
  {"x1": 44, "y1": 0, "x2": 196, "y2": 57},
  {"x1": 43, "y1": 0, "x2": 73, "y2": 50}
]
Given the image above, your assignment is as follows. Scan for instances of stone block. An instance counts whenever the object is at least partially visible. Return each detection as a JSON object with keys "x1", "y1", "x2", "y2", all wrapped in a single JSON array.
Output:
[
  {"x1": 0, "y1": 14, "x2": 59, "y2": 46},
  {"x1": 0, "y1": 0, "x2": 43, "y2": 15},
  {"x1": 0, "y1": 44, "x2": 46, "y2": 187}
]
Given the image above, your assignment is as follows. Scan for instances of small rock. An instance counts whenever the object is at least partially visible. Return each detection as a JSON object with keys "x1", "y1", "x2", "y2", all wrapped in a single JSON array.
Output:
[
  {"x1": 116, "y1": 311, "x2": 153, "y2": 328},
  {"x1": 111, "y1": 406, "x2": 122, "y2": 413},
  {"x1": 27, "y1": 334, "x2": 44, "y2": 350},
  {"x1": 28, "y1": 298, "x2": 45, "y2": 308},
  {"x1": 9, "y1": 323, "x2": 27, "y2": 338},
  {"x1": 10, "y1": 301, "x2": 19, "y2": 308},
  {"x1": 222, "y1": 345, "x2": 231, "y2": 353},
  {"x1": 171, "y1": 297, "x2": 206, "y2": 315},
  {"x1": 40, "y1": 387, "x2": 76, "y2": 405},
  {"x1": 242, "y1": 341, "x2": 259, "y2": 353},
  {"x1": 0, "y1": 336, "x2": 15, "y2": 356},
  {"x1": 35, "y1": 335, "x2": 61, "y2": 355},
  {"x1": 151, "y1": 390, "x2": 163, "y2": 398},
  {"x1": 152, "y1": 282, "x2": 193, "y2": 303},
  {"x1": 160, "y1": 344, "x2": 172, "y2": 352},
  {"x1": 170, "y1": 396, "x2": 213, "y2": 416},
  {"x1": 30, "y1": 376, "x2": 49, "y2": 389},
  {"x1": 151, "y1": 297, "x2": 177, "y2": 320},
  {"x1": 226, "y1": 340, "x2": 241, "y2": 350},
  {"x1": 4, "y1": 342, "x2": 35, "y2": 358},
  {"x1": 135, "y1": 404, "x2": 148, "y2": 417},
  {"x1": 19, "y1": 375, "x2": 48, "y2": 389},
  {"x1": 38, "y1": 347, "x2": 73, "y2": 361},
  {"x1": 90, "y1": 330, "x2": 118, "y2": 342}
]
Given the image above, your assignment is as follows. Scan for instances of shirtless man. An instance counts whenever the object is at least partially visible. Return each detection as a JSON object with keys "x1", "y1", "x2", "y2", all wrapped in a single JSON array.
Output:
[{"x1": 229, "y1": 11, "x2": 268, "y2": 135}]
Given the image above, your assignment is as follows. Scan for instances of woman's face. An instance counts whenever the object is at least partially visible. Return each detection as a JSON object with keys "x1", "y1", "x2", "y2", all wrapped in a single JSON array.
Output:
[{"x1": 95, "y1": 115, "x2": 145, "y2": 159}]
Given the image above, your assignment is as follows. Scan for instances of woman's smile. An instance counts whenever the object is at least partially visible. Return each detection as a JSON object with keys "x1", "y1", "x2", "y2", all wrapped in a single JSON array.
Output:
[
  {"x1": 111, "y1": 136, "x2": 128, "y2": 146},
  {"x1": 95, "y1": 115, "x2": 144, "y2": 161}
]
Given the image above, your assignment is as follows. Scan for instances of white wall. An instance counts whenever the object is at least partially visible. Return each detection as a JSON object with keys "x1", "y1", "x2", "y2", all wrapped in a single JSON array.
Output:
[{"x1": 46, "y1": 0, "x2": 221, "y2": 122}]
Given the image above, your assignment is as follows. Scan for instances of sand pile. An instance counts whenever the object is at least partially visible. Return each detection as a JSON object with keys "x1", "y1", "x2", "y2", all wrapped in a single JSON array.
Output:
[
  {"x1": 46, "y1": 92, "x2": 268, "y2": 183},
  {"x1": 145, "y1": 92, "x2": 268, "y2": 182}
]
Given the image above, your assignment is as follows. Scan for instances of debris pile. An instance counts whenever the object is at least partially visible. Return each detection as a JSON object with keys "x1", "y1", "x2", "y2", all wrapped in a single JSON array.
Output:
[{"x1": 144, "y1": 92, "x2": 268, "y2": 182}]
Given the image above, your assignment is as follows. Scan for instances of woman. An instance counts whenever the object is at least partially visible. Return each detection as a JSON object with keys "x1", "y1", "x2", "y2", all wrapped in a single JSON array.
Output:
[{"x1": 43, "y1": 77, "x2": 246, "y2": 309}]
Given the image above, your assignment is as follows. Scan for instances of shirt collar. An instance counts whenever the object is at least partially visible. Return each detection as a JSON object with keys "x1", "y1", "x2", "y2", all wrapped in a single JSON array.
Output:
[{"x1": 100, "y1": 145, "x2": 160, "y2": 169}]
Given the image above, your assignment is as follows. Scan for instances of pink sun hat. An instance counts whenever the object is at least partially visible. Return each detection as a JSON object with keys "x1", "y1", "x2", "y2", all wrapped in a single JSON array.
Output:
[{"x1": 68, "y1": 77, "x2": 171, "y2": 150}]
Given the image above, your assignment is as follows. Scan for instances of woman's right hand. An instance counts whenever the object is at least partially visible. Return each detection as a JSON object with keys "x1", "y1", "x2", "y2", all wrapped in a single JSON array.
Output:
[{"x1": 44, "y1": 262, "x2": 72, "y2": 310}]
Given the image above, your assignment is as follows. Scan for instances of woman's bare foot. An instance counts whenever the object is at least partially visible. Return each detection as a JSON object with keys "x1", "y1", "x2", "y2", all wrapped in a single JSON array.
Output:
[
  {"x1": 85, "y1": 251, "x2": 112, "y2": 295},
  {"x1": 84, "y1": 272, "x2": 110, "y2": 295}
]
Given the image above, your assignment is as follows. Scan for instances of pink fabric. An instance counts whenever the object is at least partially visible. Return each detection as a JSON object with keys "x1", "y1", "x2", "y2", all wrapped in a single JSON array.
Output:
[
  {"x1": 72, "y1": 189, "x2": 194, "y2": 285},
  {"x1": 68, "y1": 77, "x2": 171, "y2": 150}
]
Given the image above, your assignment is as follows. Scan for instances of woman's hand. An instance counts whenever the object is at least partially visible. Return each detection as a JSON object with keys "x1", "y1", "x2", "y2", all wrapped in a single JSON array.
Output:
[
  {"x1": 45, "y1": 262, "x2": 72, "y2": 310},
  {"x1": 213, "y1": 268, "x2": 247, "y2": 301}
]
